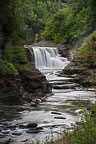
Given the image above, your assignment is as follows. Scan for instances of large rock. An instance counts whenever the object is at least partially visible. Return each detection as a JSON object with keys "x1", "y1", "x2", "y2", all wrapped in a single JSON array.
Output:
[
  {"x1": 0, "y1": 137, "x2": 11, "y2": 144},
  {"x1": 0, "y1": 74, "x2": 24, "y2": 105},
  {"x1": 62, "y1": 30, "x2": 96, "y2": 88},
  {"x1": 62, "y1": 59, "x2": 96, "y2": 87},
  {"x1": 0, "y1": 66, "x2": 52, "y2": 105},
  {"x1": 62, "y1": 61, "x2": 86, "y2": 75},
  {"x1": 19, "y1": 67, "x2": 52, "y2": 94},
  {"x1": 24, "y1": 45, "x2": 35, "y2": 66},
  {"x1": 26, "y1": 123, "x2": 38, "y2": 128}
]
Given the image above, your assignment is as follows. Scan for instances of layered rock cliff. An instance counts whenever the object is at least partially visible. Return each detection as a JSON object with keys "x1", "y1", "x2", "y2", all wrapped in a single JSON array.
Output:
[
  {"x1": 62, "y1": 31, "x2": 96, "y2": 88},
  {"x1": 0, "y1": 63, "x2": 52, "y2": 105}
]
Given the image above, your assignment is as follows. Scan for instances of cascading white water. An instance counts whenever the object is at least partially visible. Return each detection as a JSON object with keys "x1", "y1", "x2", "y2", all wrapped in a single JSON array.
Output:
[{"x1": 32, "y1": 46, "x2": 69, "y2": 69}]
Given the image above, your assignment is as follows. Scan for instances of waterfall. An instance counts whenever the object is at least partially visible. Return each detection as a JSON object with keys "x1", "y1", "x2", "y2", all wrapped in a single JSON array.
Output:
[{"x1": 32, "y1": 46, "x2": 69, "y2": 69}]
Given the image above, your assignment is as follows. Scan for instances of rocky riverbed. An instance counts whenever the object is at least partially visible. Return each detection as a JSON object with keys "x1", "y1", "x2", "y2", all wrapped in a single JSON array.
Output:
[
  {"x1": 0, "y1": 44, "x2": 96, "y2": 144},
  {"x1": 0, "y1": 68, "x2": 96, "y2": 144}
]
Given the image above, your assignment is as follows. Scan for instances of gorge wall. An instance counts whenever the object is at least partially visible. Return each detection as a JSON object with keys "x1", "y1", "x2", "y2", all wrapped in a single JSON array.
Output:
[
  {"x1": 0, "y1": 64, "x2": 52, "y2": 105},
  {"x1": 62, "y1": 30, "x2": 96, "y2": 88}
]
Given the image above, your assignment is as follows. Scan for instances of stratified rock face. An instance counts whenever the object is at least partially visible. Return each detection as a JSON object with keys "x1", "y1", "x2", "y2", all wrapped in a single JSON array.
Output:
[
  {"x1": 19, "y1": 67, "x2": 52, "y2": 96},
  {"x1": 62, "y1": 60, "x2": 96, "y2": 87},
  {"x1": 24, "y1": 45, "x2": 35, "y2": 66},
  {"x1": 62, "y1": 31, "x2": 96, "y2": 88},
  {"x1": 0, "y1": 74, "x2": 24, "y2": 105},
  {"x1": 0, "y1": 44, "x2": 52, "y2": 105},
  {"x1": 0, "y1": 66, "x2": 52, "y2": 105},
  {"x1": 62, "y1": 62, "x2": 86, "y2": 75}
]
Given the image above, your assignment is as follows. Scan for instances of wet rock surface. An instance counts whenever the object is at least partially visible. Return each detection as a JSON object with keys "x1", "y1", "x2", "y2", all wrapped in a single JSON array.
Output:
[
  {"x1": 26, "y1": 123, "x2": 38, "y2": 128},
  {"x1": 61, "y1": 59, "x2": 96, "y2": 88},
  {"x1": 19, "y1": 68, "x2": 51, "y2": 94},
  {"x1": 27, "y1": 126, "x2": 43, "y2": 134},
  {"x1": 0, "y1": 74, "x2": 24, "y2": 105},
  {"x1": 0, "y1": 66, "x2": 52, "y2": 105},
  {"x1": 54, "y1": 117, "x2": 66, "y2": 119},
  {"x1": 51, "y1": 112, "x2": 62, "y2": 115},
  {"x1": 0, "y1": 69, "x2": 96, "y2": 144},
  {"x1": 24, "y1": 45, "x2": 35, "y2": 66},
  {"x1": 0, "y1": 44, "x2": 96, "y2": 143},
  {"x1": 53, "y1": 83, "x2": 80, "y2": 89},
  {"x1": 0, "y1": 137, "x2": 11, "y2": 144}
]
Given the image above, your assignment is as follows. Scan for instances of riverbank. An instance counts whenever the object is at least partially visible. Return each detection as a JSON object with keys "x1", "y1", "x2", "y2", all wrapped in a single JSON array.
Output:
[
  {"x1": 61, "y1": 31, "x2": 96, "y2": 89},
  {"x1": 43, "y1": 31, "x2": 96, "y2": 144},
  {"x1": 0, "y1": 40, "x2": 73, "y2": 105},
  {"x1": 0, "y1": 43, "x2": 96, "y2": 144},
  {"x1": 61, "y1": 61, "x2": 96, "y2": 89},
  {"x1": 0, "y1": 67, "x2": 96, "y2": 144},
  {"x1": 47, "y1": 106, "x2": 96, "y2": 144},
  {"x1": 0, "y1": 63, "x2": 52, "y2": 105}
]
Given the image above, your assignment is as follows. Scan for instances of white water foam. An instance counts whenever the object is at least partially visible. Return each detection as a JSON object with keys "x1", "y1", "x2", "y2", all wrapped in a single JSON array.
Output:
[{"x1": 32, "y1": 46, "x2": 69, "y2": 69}]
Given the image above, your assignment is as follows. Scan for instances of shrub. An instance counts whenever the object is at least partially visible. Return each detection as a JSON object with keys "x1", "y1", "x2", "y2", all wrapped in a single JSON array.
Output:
[
  {"x1": 4, "y1": 43, "x2": 27, "y2": 65},
  {"x1": 0, "y1": 59, "x2": 18, "y2": 75},
  {"x1": 77, "y1": 30, "x2": 96, "y2": 68}
]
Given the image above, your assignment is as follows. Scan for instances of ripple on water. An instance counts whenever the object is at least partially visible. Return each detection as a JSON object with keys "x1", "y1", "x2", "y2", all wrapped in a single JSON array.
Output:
[{"x1": 0, "y1": 69, "x2": 96, "y2": 144}]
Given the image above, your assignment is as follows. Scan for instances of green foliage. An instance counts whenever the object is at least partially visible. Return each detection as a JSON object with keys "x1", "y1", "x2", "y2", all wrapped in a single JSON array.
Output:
[
  {"x1": 1, "y1": 0, "x2": 96, "y2": 45},
  {"x1": 47, "y1": 104, "x2": 96, "y2": 144},
  {"x1": 88, "y1": 0, "x2": 96, "y2": 30},
  {"x1": 0, "y1": 0, "x2": 29, "y2": 75},
  {"x1": 42, "y1": 0, "x2": 96, "y2": 44},
  {"x1": 35, "y1": 33, "x2": 40, "y2": 42},
  {"x1": 15, "y1": 63, "x2": 32, "y2": 72},
  {"x1": 1, "y1": 0, "x2": 96, "y2": 75},
  {"x1": 23, "y1": 0, "x2": 66, "y2": 42},
  {"x1": 0, "y1": 0, "x2": 26, "y2": 37},
  {"x1": 77, "y1": 30, "x2": 96, "y2": 68},
  {"x1": 4, "y1": 43, "x2": 27, "y2": 65},
  {"x1": 0, "y1": 59, "x2": 18, "y2": 75},
  {"x1": 91, "y1": 103, "x2": 96, "y2": 117}
]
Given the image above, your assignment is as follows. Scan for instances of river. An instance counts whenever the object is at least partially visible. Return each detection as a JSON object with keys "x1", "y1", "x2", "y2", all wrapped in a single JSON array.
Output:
[{"x1": 0, "y1": 47, "x2": 96, "y2": 144}]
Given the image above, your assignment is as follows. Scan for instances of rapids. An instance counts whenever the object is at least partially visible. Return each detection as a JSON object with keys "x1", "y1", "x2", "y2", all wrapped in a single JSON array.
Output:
[{"x1": 0, "y1": 46, "x2": 96, "y2": 144}]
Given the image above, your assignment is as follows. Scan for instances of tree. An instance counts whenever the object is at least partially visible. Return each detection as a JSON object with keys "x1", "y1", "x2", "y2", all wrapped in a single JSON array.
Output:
[{"x1": 88, "y1": 0, "x2": 96, "y2": 30}]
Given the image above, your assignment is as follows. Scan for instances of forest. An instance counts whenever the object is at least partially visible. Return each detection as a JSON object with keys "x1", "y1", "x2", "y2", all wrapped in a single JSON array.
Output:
[
  {"x1": 0, "y1": 0, "x2": 96, "y2": 73},
  {"x1": 0, "y1": 0, "x2": 96, "y2": 144}
]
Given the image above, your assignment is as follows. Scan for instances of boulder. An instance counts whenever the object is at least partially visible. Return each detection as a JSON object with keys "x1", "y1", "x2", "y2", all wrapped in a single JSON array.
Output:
[
  {"x1": 62, "y1": 59, "x2": 96, "y2": 87},
  {"x1": 51, "y1": 112, "x2": 62, "y2": 115},
  {"x1": 27, "y1": 126, "x2": 43, "y2": 133},
  {"x1": 0, "y1": 65, "x2": 52, "y2": 105},
  {"x1": 26, "y1": 123, "x2": 38, "y2": 128},
  {"x1": 54, "y1": 117, "x2": 66, "y2": 119},
  {"x1": 24, "y1": 45, "x2": 35, "y2": 66},
  {"x1": 0, "y1": 74, "x2": 24, "y2": 105},
  {"x1": 19, "y1": 67, "x2": 52, "y2": 95}
]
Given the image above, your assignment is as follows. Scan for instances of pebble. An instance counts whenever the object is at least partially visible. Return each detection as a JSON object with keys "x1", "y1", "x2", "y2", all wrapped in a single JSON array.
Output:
[
  {"x1": 51, "y1": 111, "x2": 62, "y2": 115},
  {"x1": 12, "y1": 132, "x2": 22, "y2": 136},
  {"x1": 54, "y1": 117, "x2": 66, "y2": 119},
  {"x1": 27, "y1": 129, "x2": 41, "y2": 133},
  {"x1": 26, "y1": 123, "x2": 38, "y2": 128}
]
